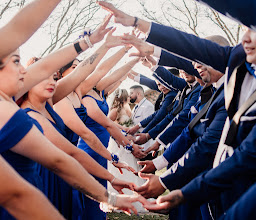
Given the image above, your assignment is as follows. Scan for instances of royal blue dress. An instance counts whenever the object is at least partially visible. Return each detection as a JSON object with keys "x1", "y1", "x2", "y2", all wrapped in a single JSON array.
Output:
[
  {"x1": 75, "y1": 92, "x2": 110, "y2": 220},
  {"x1": 65, "y1": 103, "x2": 88, "y2": 146},
  {"x1": 64, "y1": 102, "x2": 89, "y2": 219},
  {"x1": 0, "y1": 109, "x2": 44, "y2": 220},
  {"x1": 25, "y1": 102, "x2": 73, "y2": 220}
]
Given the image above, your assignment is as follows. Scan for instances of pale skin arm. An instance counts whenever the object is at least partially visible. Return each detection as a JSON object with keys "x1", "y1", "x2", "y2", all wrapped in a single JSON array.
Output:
[
  {"x1": 53, "y1": 98, "x2": 135, "y2": 174},
  {"x1": 77, "y1": 46, "x2": 129, "y2": 98},
  {"x1": 27, "y1": 110, "x2": 135, "y2": 193},
  {"x1": 82, "y1": 96, "x2": 147, "y2": 159},
  {"x1": 0, "y1": 156, "x2": 64, "y2": 220},
  {"x1": 97, "y1": 1, "x2": 155, "y2": 57},
  {"x1": 97, "y1": 1, "x2": 151, "y2": 33},
  {"x1": 0, "y1": 101, "x2": 107, "y2": 203},
  {"x1": 105, "y1": 72, "x2": 129, "y2": 95},
  {"x1": 15, "y1": 14, "x2": 114, "y2": 101},
  {"x1": 0, "y1": 101, "x2": 148, "y2": 213},
  {"x1": 0, "y1": 0, "x2": 61, "y2": 59},
  {"x1": 96, "y1": 58, "x2": 140, "y2": 92}
]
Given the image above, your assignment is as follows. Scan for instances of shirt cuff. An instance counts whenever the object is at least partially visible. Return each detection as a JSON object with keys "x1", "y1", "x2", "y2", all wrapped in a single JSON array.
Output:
[
  {"x1": 153, "y1": 46, "x2": 161, "y2": 58},
  {"x1": 134, "y1": 74, "x2": 140, "y2": 82},
  {"x1": 145, "y1": 22, "x2": 152, "y2": 38},
  {"x1": 159, "y1": 176, "x2": 167, "y2": 190},
  {"x1": 153, "y1": 155, "x2": 169, "y2": 170},
  {"x1": 156, "y1": 136, "x2": 167, "y2": 148}
]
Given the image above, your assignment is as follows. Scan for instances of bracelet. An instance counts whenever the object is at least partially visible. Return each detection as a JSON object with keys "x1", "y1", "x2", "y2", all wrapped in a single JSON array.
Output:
[
  {"x1": 84, "y1": 35, "x2": 93, "y2": 48},
  {"x1": 133, "y1": 16, "x2": 138, "y2": 27},
  {"x1": 125, "y1": 142, "x2": 134, "y2": 152},
  {"x1": 110, "y1": 177, "x2": 116, "y2": 184},
  {"x1": 111, "y1": 153, "x2": 119, "y2": 164},
  {"x1": 121, "y1": 130, "x2": 128, "y2": 136},
  {"x1": 73, "y1": 42, "x2": 83, "y2": 54},
  {"x1": 107, "y1": 192, "x2": 117, "y2": 207}
]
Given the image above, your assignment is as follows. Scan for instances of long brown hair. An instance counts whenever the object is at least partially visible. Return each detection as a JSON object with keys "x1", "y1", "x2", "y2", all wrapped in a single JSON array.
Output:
[{"x1": 111, "y1": 89, "x2": 129, "y2": 121}]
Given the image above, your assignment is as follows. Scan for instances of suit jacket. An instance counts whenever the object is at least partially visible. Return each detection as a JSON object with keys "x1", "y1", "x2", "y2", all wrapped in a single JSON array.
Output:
[
  {"x1": 145, "y1": 21, "x2": 256, "y2": 216},
  {"x1": 148, "y1": 82, "x2": 201, "y2": 141},
  {"x1": 195, "y1": 0, "x2": 256, "y2": 31},
  {"x1": 160, "y1": 85, "x2": 226, "y2": 189},
  {"x1": 218, "y1": 182, "x2": 256, "y2": 220},
  {"x1": 159, "y1": 49, "x2": 201, "y2": 78},
  {"x1": 140, "y1": 90, "x2": 177, "y2": 133},
  {"x1": 139, "y1": 74, "x2": 160, "y2": 91}
]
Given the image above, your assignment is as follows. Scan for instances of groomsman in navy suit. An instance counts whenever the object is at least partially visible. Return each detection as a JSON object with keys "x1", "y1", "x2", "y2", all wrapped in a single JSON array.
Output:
[{"x1": 97, "y1": 1, "x2": 256, "y2": 218}]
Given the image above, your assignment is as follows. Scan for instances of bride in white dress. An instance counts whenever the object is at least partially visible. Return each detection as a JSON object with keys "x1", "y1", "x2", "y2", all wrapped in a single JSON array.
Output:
[{"x1": 107, "y1": 89, "x2": 147, "y2": 212}]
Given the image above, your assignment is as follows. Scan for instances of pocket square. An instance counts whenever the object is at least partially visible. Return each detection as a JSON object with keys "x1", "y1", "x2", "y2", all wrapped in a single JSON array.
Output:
[
  {"x1": 190, "y1": 106, "x2": 198, "y2": 114},
  {"x1": 200, "y1": 118, "x2": 209, "y2": 123}
]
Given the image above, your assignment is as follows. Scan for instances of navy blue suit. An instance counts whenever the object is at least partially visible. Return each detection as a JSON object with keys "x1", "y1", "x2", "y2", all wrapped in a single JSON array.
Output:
[
  {"x1": 147, "y1": 81, "x2": 200, "y2": 142},
  {"x1": 138, "y1": 74, "x2": 163, "y2": 111},
  {"x1": 218, "y1": 182, "x2": 256, "y2": 220},
  {"x1": 144, "y1": 21, "x2": 256, "y2": 218},
  {"x1": 196, "y1": 0, "x2": 256, "y2": 31},
  {"x1": 139, "y1": 74, "x2": 160, "y2": 91},
  {"x1": 160, "y1": 85, "x2": 226, "y2": 189},
  {"x1": 140, "y1": 90, "x2": 177, "y2": 133},
  {"x1": 159, "y1": 50, "x2": 201, "y2": 79}
]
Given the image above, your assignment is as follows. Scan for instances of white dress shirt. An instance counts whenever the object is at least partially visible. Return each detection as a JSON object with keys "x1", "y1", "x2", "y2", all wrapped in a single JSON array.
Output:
[{"x1": 132, "y1": 97, "x2": 154, "y2": 151}]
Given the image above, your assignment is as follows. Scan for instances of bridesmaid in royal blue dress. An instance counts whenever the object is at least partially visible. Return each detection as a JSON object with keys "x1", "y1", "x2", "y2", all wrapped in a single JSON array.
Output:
[
  {"x1": 0, "y1": 50, "x2": 125, "y2": 220},
  {"x1": 24, "y1": 100, "x2": 73, "y2": 219},
  {"x1": 74, "y1": 58, "x2": 143, "y2": 220},
  {"x1": 77, "y1": 89, "x2": 110, "y2": 220},
  {"x1": 0, "y1": 108, "x2": 44, "y2": 220},
  {"x1": 21, "y1": 56, "x2": 137, "y2": 219}
]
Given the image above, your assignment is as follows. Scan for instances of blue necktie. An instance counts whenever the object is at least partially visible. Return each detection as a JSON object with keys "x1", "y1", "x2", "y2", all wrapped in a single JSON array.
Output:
[{"x1": 245, "y1": 62, "x2": 256, "y2": 79}]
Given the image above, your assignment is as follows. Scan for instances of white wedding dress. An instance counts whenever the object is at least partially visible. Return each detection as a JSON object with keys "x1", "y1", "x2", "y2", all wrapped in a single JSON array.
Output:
[
  {"x1": 107, "y1": 113, "x2": 148, "y2": 213},
  {"x1": 107, "y1": 137, "x2": 148, "y2": 213}
]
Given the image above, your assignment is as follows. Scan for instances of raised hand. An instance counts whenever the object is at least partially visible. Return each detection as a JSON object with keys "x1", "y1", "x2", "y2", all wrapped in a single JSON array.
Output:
[
  {"x1": 121, "y1": 34, "x2": 154, "y2": 57},
  {"x1": 141, "y1": 56, "x2": 157, "y2": 69},
  {"x1": 143, "y1": 190, "x2": 184, "y2": 213},
  {"x1": 97, "y1": 1, "x2": 135, "y2": 27},
  {"x1": 90, "y1": 13, "x2": 113, "y2": 45},
  {"x1": 111, "y1": 177, "x2": 136, "y2": 194},
  {"x1": 104, "y1": 27, "x2": 123, "y2": 48},
  {"x1": 112, "y1": 161, "x2": 136, "y2": 174},
  {"x1": 135, "y1": 172, "x2": 165, "y2": 198},
  {"x1": 143, "y1": 141, "x2": 160, "y2": 157},
  {"x1": 132, "y1": 144, "x2": 147, "y2": 159},
  {"x1": 127, "y1": 124, "x2": 140, "y2": 135},
  {"x1": 135, "y1": 133, "x2": 150, "y2": 145},
  {"x1": 138, "y1": 160, "x2": 156, "y2": 174}
]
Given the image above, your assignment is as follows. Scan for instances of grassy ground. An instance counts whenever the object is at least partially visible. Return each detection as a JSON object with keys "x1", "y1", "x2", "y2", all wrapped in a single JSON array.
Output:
[{"x1": 107, "y1": 212, "x2": 168, "y2": 220}]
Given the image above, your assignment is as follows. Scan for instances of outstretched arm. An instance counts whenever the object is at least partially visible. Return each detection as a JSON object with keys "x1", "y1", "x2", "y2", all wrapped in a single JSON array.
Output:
[
  {"x1": 96, "y1": 58, "x2": 140, "y2": 91},
  {"x1": 0, "y1": 156, "x2": 64, "y2": 220},
  {"x1": 77, "y1": 45, "x2": 128, "y2": 98},
  {"x1": 82, "y1": 96, "x2": 147, "y2": 159},
  {"x1": 0, "y1": 0, "x2": 61, "y2": 59},
  {"x1": 0, "y1": 100, "x2": 147, "y2": 214},
  {"x1": 97, "y1": 1, "x2": 151, "y2": 33},
  {"x1": 53, "y1": 98, "x2": 134, "y2": 174},
  {"x1": 16, "y1": 14, "x2": 114, "y2": 101}
]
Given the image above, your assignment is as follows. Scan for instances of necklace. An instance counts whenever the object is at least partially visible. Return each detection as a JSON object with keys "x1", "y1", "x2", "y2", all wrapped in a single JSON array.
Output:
[{"x1": 26, "y1": 101, "x2": 44, "y2": 114}]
